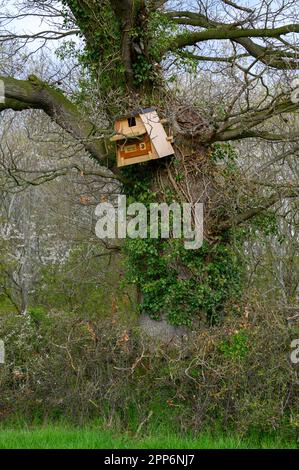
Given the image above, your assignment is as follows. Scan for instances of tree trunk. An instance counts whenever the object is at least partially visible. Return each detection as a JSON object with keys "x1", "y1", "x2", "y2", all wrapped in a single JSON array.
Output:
[{"x1": 123, "y1": 135, "x2": 243, "y2": 337}]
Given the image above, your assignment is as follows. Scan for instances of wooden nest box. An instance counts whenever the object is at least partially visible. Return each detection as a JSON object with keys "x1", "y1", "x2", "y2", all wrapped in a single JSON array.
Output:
[{"x1": 110, "y1": 108, "x2": 174, "y2": 167}]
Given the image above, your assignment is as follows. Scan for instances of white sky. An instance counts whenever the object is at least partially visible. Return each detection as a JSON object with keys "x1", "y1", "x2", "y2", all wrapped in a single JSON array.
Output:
[{"x1": 5, "y1": 1, "x2": 51, "y2": 34}]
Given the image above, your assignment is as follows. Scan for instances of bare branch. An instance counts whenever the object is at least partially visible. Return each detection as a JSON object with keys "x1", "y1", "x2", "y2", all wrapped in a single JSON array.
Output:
[{"x1": 217, "y1": 188, "x2": 299, "y2": 233}]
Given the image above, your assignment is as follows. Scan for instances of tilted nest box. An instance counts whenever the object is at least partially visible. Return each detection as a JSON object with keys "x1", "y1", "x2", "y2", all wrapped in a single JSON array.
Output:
[{"x1": 110, "y1": 108, "x2": 174, "y2": 167}]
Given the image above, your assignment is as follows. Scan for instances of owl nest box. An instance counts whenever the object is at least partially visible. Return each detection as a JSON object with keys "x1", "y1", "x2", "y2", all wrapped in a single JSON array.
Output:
[{"x1": 110, "y1": 108, "x2": 174, "y2": 167}]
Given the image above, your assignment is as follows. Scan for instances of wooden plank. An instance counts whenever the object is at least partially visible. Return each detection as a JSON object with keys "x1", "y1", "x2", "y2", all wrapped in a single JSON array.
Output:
[
  {"x1": 116, "y1": 140, "x2": 160, "y2": 167},
  {"x1": 115, "y1": 116, "x2": 145, "y2": 136},
  {"x1": 110, "y1": 129, "x2": 146, "y2": 141},
  {"x1": 117, "y1": 151, "x2": 154, "y2": 167},
  {"x1": 118, "y1": 135, "x2": 152, "y2": 159},
  {"x1": 140, "y1": 111, "x2": 174, "y2": 158}
]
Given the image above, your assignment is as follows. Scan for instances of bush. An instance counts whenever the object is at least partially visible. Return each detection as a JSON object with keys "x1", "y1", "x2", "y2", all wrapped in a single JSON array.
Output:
[{"x1": 0, "y1": 305, "x2": 298, "y2": 438}]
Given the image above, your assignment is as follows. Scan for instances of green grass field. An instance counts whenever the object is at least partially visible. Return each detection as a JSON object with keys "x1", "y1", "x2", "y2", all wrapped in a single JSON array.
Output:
[{"x1": 0, "y1": 424, "x2": 296, "y2": 449}]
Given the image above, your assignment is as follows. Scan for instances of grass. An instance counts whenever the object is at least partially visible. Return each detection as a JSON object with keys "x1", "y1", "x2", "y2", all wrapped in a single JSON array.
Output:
[{"x1": 0, "y1": 423, "x2": 296, "y2": 449}]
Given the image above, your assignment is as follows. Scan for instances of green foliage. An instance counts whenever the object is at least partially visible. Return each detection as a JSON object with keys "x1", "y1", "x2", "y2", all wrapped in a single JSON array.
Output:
[
  {"x1": 27, "y1": 307, "x2": 47, "y2": 325},
  {"x1": 1, "y1": 308, "x2": 298, "y2": 438},
  {"x1": 147, "y1": 11, "x2": 178, "y2": 62},
  {"x1": 55, "y1": 40, "x2": 78, "y2": 62},
  {"x1": 60, "y1": 0, "x2": 124, "y2": 93},
  {"x1": 133, "y1": 56, "x2": 153, "y2": 86},
  {"x1": 210, "y1": 142, "x2": 238, "y2": 168},
  {"x1": 0, "y1": 424, "x2": 295, "y2": 449},
  {"x1": 250, "y1": 211, "x2": 279, "y2": 237},
  {"x1": 218, "y1": 329, "x2": 249, "y2": 359},
  {"x1": 129, "y1": 10, "x2": 179, "y2": 85},
  {"x1": 123, "y1": 173, "x2": 244, "y2": 326},
  {"x1": 124, "y1": 236, "x2": 244, "y2": 326}
]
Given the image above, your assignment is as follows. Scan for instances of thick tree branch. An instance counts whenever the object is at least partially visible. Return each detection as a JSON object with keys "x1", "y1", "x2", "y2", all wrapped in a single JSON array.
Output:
[
  {"x1": 165, "y1": 10, "x2": 299, "y2": 68},
  {"x1": 212, "y1": 98, "x2": 299, "y2": 142},
  {"x1": 168, "y1": 24, "x2": 299, "y2": 50},
  {"x1": 178, "y1": 50, "x2": 249, "y2": 63},
  {"x1": 216, "y1": 130, "x2": 299, "y2": 142},
  {"x1": 233, "y1": 37, "x2": 299, "y2": 69},
  {"x1": 0, "y1": 75, "x2": 116, "y2": 172}
]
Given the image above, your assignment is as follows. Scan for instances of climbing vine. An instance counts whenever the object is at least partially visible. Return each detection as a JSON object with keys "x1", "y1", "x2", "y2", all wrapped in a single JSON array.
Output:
[
  {"x1": 121, "y1": 150, "x2": 245, "y2": 327},
  {"x1": 121, "y1": 142, "x2": 280, "y2": 327},
  {"x1": 61, "y1": 0, "x2": 124, "y2": 92},
  {"x1": 124, "y1": 235, "x2": 244, "y2": 326}
]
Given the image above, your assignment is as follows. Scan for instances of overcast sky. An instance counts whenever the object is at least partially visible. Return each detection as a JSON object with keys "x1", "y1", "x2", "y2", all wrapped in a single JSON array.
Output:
[{"x1": 6, "y1": 2, "x2": 49, "y2": 34}]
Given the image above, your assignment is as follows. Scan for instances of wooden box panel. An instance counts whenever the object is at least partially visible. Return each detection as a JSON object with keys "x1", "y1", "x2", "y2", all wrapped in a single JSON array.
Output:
[
  {"x1": 115, "y1": 116, "x2": 146, "y2": 138},
  {"x1": 118, "y1": 135, "x2": 152, "y2": 159},
  {"x1": 140, "y1": 111, "x2": 174, "y2": 158}
]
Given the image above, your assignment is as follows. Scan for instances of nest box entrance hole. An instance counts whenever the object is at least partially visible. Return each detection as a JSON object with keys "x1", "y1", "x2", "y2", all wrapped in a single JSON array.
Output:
[{"x1": 128, "y1": 116, "x2": 136, "y2": 127}]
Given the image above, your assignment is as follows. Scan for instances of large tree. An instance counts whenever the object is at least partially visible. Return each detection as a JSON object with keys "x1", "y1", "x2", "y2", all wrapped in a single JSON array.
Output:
[{"x1": 0, "y1": 0, "x2": 298, "y2": 330}]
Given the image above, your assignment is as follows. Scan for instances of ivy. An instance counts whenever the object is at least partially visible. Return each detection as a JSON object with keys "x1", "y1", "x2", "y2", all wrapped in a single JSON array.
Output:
[
  {"x1": 147, "y1": 11, "x2": 178, "y2": 62},
  {"x1": 124, "y1": 235, "x2": 244, "y2": 326},
  {"x1": 123, "y1": 168, "x2": 245, "y2": 327},
  {"x1": 60, "y1": 0, "x2": 125, "y2": 93},
  {"x1": 133, "y1": 56, "x2": 153, "y2": 86},
  {"x1": 210, "y1": 142, "x2": 238, "y2": 165}
]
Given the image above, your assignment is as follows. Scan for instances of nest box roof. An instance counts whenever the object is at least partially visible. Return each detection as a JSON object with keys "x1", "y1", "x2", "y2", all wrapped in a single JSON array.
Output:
[{"x1": 115, "y1": 107, "x2": 156, "y2": 121}]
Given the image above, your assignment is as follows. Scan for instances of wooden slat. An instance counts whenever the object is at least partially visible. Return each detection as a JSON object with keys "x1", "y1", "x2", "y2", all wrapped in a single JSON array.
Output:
[
  {"x1": 110, "y1": 129, "x2": 146, "y2": 142},
  {"x1": 140, "y1": 111, "x2": 174, "y2": 158},
  {"x1": 117, "y1": 151, "x2": 154, "y2": 167}
]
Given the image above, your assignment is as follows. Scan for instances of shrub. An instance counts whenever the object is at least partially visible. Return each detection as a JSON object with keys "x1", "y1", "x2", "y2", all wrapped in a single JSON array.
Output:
[{"x1": 0, "y1": 305, "x2": 298, "y2": 437}]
